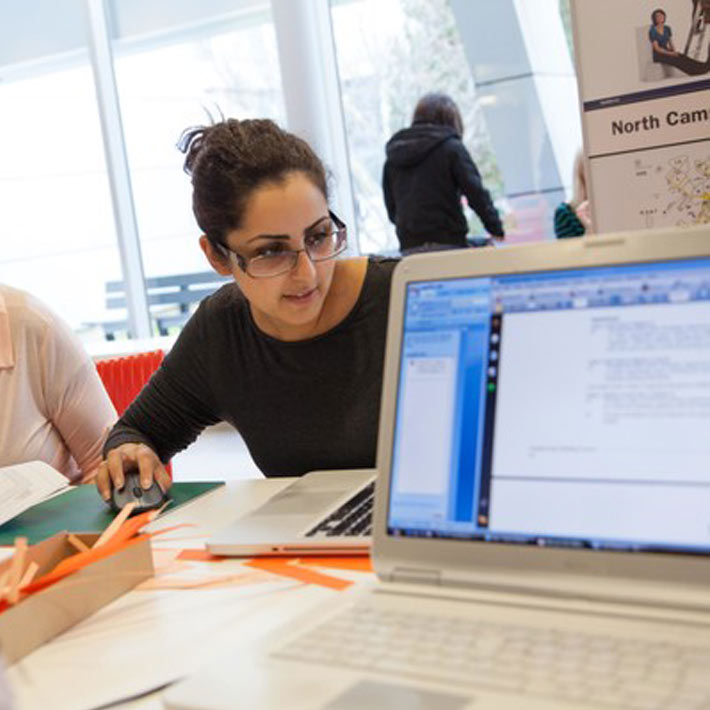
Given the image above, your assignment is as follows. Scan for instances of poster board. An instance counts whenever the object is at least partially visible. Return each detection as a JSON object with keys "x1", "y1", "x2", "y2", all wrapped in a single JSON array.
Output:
[{"x1": 571, "y1": 0, "x2": 710, "y2": 233}]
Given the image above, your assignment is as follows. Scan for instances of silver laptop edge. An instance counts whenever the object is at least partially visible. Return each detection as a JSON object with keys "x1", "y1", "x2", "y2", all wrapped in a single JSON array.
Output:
[
  {"x1": 208, "y1": 468, "x2": 375, "y2": 556},
  {"x1": 373, "y1": 225, "x2": 710, "y2": 610}
]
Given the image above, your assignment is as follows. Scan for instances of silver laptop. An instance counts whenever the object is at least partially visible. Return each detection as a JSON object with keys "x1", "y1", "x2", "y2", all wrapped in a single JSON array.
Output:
[
  {"x1": 207, "y1": 468, "x2": 376, "y2": 556},
  {"x1": 166, "y1": 226, "x2": 710, "y2": 709}
]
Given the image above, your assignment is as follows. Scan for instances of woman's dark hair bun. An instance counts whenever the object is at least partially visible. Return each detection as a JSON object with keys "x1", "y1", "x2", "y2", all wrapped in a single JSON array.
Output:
[{"x1": 176, "y1": 118, "x2": 328, "y2": 250}]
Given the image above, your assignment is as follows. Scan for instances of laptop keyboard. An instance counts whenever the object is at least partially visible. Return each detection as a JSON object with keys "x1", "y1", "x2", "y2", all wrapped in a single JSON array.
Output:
[
  {"x1": 305, "y1": 482, "x2": 374, "y2": 537},
  {"x1": 275, "y1": 604, "x2": 710, "y2": 709}
]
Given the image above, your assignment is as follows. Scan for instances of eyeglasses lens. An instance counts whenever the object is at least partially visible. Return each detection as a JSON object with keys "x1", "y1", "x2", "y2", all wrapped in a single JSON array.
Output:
[{"x1": 247, "y1": 219, "x2": 346, "y2": 278}]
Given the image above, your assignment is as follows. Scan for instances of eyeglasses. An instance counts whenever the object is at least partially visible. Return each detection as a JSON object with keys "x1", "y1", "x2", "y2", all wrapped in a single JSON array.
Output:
[{"x1": 217, "y1": 211, "x2": 348, "y2": 279}]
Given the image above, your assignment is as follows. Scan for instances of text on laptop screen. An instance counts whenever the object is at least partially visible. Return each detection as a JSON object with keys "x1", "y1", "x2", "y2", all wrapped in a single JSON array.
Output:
[{"x1": 388, "y1": 258, "x2": 710, "y2": 554}]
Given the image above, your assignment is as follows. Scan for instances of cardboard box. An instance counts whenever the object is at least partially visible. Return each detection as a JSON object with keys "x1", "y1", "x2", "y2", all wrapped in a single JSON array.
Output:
[{"x1": 0, "y1": 532, "x2": 153, "y2": 665}]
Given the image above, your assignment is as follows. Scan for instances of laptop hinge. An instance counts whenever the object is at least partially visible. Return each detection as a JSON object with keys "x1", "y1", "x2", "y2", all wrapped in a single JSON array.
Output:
[{"x1": 391, "y1": 567, "x2": 441, "y2": 586}]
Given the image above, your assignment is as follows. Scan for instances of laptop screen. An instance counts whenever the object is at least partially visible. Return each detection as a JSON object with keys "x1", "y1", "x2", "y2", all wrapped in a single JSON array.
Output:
[{"x1": 388, "y1": 257, "x2": 710, "y2": 554}]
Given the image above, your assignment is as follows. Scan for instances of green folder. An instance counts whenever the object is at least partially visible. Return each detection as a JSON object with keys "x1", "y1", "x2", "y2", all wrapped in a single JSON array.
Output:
[{"x1": 0, "y1": 481, "x2": 224, "y2": 546}]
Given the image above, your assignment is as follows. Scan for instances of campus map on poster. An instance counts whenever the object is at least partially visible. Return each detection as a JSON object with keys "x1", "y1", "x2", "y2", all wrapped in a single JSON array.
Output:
[
  {"x1": 590, "y1": 141, "x2": 710, "y2": 230},
  {"x1": 571, "y1": 0, "x2": 710, "y2": 233}
]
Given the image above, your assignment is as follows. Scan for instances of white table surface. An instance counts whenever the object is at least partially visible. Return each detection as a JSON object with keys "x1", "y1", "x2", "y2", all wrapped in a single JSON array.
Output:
[{"x1": 6, "y1": 479, "x2": 374, "y2": 710}]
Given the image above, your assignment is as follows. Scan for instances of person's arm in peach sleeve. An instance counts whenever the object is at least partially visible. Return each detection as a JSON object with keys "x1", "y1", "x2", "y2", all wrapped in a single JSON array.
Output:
[{"x1": 43, "y1": 320, "x2": 117, "y2": 482}]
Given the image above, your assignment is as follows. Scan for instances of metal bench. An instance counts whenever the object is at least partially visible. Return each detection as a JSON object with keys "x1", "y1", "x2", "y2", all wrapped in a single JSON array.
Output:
[{"x1": 88, "y1": 270, "x2": 232, "y2": 340}]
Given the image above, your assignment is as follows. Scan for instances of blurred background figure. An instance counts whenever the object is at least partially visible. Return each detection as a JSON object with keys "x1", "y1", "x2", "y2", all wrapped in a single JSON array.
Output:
[
  {"x1": 0, "y1": 284, "x2": 116, "y2": 482},
  {"x1": 382, "y1": 92, "x2": 504, "y2": 255},
  {"x1": 553, "y1": 150, "x2": 592, "y2": 238}
]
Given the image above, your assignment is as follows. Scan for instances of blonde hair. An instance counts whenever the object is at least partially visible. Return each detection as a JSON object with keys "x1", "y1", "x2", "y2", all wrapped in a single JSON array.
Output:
[{"x1": 571, "y1": 150, "x2": 587, "y2": 208}]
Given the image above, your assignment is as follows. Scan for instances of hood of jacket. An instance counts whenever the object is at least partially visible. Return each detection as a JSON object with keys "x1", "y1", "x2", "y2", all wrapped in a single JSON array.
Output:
[{"x1": 385, "y1": 123, "x2": 458, "y2": 168}]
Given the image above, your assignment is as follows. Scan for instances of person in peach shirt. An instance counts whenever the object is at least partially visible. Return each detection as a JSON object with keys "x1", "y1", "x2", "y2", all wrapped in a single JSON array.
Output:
[{"x1": 0, "y1": 284, "x2": 116, "y2": 483}]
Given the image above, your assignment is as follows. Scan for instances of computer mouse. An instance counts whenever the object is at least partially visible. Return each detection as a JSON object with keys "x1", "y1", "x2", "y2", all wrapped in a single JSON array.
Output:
[{"x1": 109, "y1": 469, "x2": 169, "y2": 515}]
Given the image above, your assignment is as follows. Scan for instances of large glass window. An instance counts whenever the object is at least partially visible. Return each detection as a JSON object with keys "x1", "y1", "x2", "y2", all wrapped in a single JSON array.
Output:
[
  {"x1": 0, "y1": 0, "x2": 581, "y2": 343},
  {"x1": 330, "y1": 0, "x2": 505, "y2": 254},
  {"x1": 0, "y1": 2, "x2": 285, "y2": 343},
  {"x1": 0, "y1": 63, "x2": 123, "y2": 342},
  {"x1": 112, "y1": 3, "x2": 284, "y2": 276},
  {"x1": 106, "y1": 0, "x2": 285, "y2": 339}
]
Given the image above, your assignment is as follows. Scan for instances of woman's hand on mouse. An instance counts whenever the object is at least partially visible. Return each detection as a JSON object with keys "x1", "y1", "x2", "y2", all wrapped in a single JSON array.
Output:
[{"x1": 96, "y1": 443, "x2": 172, "y2": 501}]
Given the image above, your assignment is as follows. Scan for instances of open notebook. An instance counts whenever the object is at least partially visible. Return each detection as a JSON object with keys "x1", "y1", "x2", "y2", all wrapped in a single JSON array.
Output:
[
  {"x1": 166, "y1": 226, "x2": 710, "y2": 710},
  {"x1": 0, "y1": 462, "x2": 69, "y2": 528}
]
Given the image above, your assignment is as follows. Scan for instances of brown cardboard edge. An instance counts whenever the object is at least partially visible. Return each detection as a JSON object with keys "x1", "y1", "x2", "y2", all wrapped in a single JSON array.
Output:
[{"x1": 0, "y1": 534, "x2": 153, "y2": 665}]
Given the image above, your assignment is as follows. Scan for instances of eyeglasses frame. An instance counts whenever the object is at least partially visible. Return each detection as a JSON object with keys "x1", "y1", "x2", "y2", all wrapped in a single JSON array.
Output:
[{"x1": 215, "y1": 210, "x2": 348, "y2": 279}]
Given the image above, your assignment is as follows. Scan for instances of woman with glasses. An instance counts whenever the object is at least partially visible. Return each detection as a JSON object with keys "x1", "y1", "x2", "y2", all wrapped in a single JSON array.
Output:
[{"x1": 96, "y1": 118, "x2": 397, "y2": 499}]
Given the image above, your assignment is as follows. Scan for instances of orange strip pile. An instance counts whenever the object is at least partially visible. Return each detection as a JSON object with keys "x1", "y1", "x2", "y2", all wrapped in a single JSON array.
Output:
[{"x1": 0, "y1": 507, "x2": 176, "y2": 614}]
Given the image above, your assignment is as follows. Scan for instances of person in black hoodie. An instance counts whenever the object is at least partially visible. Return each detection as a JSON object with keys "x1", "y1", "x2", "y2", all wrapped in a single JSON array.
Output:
[{"x1": 382, "y1": 93, "x2": 504, "y2": 254}]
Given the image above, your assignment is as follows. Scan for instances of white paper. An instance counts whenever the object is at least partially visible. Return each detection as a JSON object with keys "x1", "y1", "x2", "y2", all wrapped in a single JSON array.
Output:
[
  {"x1": 0, "y1": 461, "x2": 70, "y2": 528},
  {"x1": 7, "y1": 575, "x2": 306, "y2": 710}
]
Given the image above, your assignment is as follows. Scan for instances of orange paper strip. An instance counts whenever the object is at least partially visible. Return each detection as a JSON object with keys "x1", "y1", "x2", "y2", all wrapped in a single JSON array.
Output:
[
  {"x1": 177, "y1": 549, "x2": 227, "y2": 563},
  {"x1": 6, "y1": 537, "x2": 28, "y2": 604},
  {"x1": 138, "y1": 570, "x2": 271, "y2": 591},
  {"x1": 245, "y1": 558, "x2": 352, "y2": 591},
  {"x1": 93, "y1": 502, "x2": 137, "y2": 548},
  {"x1": 18, "y1": 561, "x2": 39, "y2": 589},
  {"x1": 67, "y1": 534, "x2": 90, "y2": 553},
  {"x1": 298, "y1": 556, "x2": 373, "y2": 572}
]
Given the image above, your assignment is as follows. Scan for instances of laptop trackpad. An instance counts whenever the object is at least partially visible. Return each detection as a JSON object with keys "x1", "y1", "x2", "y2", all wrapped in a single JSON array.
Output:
[
  {"x1": 324, "y1": 680, "x2": 470, "y2": 710},
  {"x1": 251, "y1": 491, "x2": 344, "y2": 516}
]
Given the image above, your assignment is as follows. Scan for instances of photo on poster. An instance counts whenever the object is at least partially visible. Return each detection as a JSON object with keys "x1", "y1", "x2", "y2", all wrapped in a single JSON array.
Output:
[
  {"x1": 588, "y1": 140, "x2": 710, "y2": 232},
  {"x1": 644, "y1": 4, "x2": 710, "y2": 81},
  {"x1": 573, "y1": 0, "x2": 710, "y2": 104}
]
